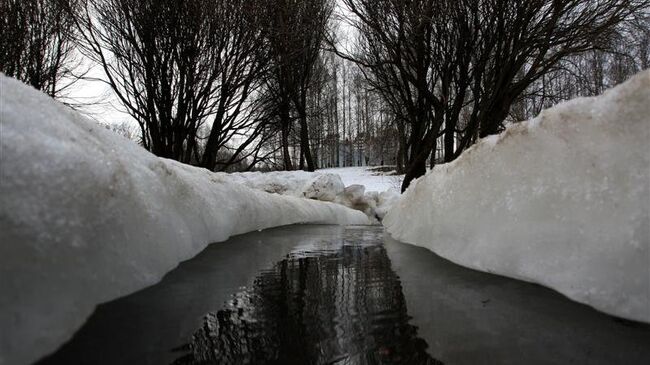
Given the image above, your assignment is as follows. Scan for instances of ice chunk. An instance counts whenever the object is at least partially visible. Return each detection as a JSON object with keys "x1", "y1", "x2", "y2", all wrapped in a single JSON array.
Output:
[
  {"x1": 375, "y1": 190, "x2": 400, "y2": 220},
  {"x1": 342, "y1": 184, "x2": 366, "y2": 205}
]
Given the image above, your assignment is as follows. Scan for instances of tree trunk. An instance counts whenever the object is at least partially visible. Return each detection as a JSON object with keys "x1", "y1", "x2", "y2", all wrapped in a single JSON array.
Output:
[
  {"x1": 298, "y1": 108, "x2": 316, "y2": 171},
  {"x1": 444, "y1": 125, "x2": 455, "y2": 163},
  {"x1": 401, "y1": 151, "x2": 427, "y2": 193},
  {"x1": 479, "y1": 96, "x2": 514, "y2": 138},
  {"x1": 396, "y1": 141, "x2": 405, "y2": 175},
  {"x1": 281, "y1": 122, "x2": 293, "y2": 170}
]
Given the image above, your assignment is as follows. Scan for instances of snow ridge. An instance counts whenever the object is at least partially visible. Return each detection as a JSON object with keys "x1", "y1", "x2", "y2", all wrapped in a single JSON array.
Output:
[
  {"x1": 384, "y1": 70, "x2": 650, "y2": 323},
  {"x1": 0, "y1": 75, "x2": 368, "y2": 365}
]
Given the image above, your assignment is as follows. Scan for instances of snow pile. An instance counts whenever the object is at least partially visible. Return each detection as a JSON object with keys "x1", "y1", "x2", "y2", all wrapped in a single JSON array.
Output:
[
  {"x1": 219, "y1": 169, "x2": 399, "y2": 221},
  {"x1": 332, "y1": 184, "x2": 398, "y2": 220},
  {"x1": 0, "y1": 75, "x2": 369, "y2": 365},
  {"x1": 302, "y1": 174, "x2": 345, "y2": 201},
  {"x1": 384, "y1": 70, "x2": 650, "y2": 323},
  {"x1": 375, "y1": 190, "x2": 400, "y2": 219}
]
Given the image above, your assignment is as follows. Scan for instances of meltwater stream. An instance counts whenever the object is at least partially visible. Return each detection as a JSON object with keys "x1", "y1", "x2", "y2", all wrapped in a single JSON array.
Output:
[{"x1": 39, "y1": 226, "x2": 650, "y2": 365}]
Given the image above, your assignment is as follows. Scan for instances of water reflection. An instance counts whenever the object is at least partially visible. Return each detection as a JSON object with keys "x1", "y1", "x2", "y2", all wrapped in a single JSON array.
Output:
[
  {"x1": 384, "y1": 237, "x2": 650, "y2": 365},
  {"x1": 37, "y1": 225, "x2": 650, "y2": 365},
  {"x1": 173, "y1": 229, "x2": 439, "y2": 365}
]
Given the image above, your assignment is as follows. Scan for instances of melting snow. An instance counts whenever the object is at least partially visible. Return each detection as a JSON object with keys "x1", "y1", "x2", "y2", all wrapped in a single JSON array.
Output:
[
  {"x1": 0, "y1": 75, "x2": 369, "y2": 365},
  {"x1": 384, "y1": 70, "x2": 650, "y2": 323}
]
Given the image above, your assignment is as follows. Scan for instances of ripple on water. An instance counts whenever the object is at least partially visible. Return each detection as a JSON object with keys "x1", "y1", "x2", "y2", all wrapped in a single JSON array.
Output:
[{"x1": 171, "y1": 233, "x2": 441, "y2": 365}]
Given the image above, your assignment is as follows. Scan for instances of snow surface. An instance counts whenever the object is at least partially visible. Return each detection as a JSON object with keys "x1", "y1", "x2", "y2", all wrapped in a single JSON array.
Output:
[
  {"x1": 384, "y1": 70, "x2": 650, "y2": 323},
  {"x1": 0, "y1": 75, "x2": 369, "y2": 365},
  {"x1": 215, "y1": 170, "x2": 326, "y2": 198},
  {"x1": 319, "y1": 166, "x2": 403, "y2": 193},
  {"x1": 218, "y1": 167, "x2": 402, "y2": 221}
]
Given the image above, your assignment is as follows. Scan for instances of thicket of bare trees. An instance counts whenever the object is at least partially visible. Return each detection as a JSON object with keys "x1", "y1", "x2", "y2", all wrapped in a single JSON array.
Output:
[
  {"x1": 514, "y1": 12, "x2": 650, "y2": 119},
  {"x1": 258, "y1": 0, "x2": 334, "y2": 171},
  {"x1": 73, "y1": 0, "x2": 272, "y2": 171},
  {"x1": 342, "y1": 0, "x2": 648, "y2": 191},
  {"x1": 61, "y1": 0, "x2": 335, "y2": 172},
  {"x1": 1, "y1": 0, "x2": 647, "y2": 181},
  {"x1": 0, "y1": 0, "x2": 79, "y2": 98}
]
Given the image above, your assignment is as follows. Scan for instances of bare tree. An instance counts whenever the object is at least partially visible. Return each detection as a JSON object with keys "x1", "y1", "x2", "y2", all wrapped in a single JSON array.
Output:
[
  {"x1": 259, "y1": 0, "x2": 334, "y2": 171},
  {"x1": 74, "y1": 0, "x2": 269, "y2": 171},
  {"x1": 342, "y1": 0, "x2": 645, "y2": 192},
  {"x1": 0, "y1": 0, "x2": 80, "y2": 98},
  {"x1": 340, "y1": 0, "x2": 449, "y2": 191},
  {"x1": 514, "y1": 9, "x2": 650, "y2": 120},
  {"x1": 462, "y1": 0, "x2": 645, "y2": 142}
]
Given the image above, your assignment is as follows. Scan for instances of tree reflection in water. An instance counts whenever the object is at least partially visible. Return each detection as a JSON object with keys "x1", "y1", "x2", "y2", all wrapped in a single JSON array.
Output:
[{"x1": 173, "y1": 232, "x2": 441, "y2": 365}]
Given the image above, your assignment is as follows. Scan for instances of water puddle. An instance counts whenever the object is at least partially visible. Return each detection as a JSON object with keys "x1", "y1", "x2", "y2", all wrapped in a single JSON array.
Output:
[
  {"x1": 39, "y1": 225, "x2": 650, "y2": 365},
  {"x1": 172, "y1": 228, "x2": 438, "y2": 364}
]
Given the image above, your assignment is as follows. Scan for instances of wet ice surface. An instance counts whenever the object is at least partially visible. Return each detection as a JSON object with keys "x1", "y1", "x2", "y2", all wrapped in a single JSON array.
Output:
[{"x1": 39, "y1": 226, "x2": 650, "y2": 365}]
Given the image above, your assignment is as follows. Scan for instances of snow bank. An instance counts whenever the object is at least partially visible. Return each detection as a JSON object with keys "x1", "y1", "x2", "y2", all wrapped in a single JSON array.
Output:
[
  {"x1": 0, "y1": 75, "x2": 369, "y2": 365},
  {"x1": 384, "y1": 71, "x2": 650, "y2": 323},
  {"x1": 216, "y1": 170, "x2": 324, "y2": 197},
  {"x1": 219, "y1": 170, "x2": 345, "y2": 202}
]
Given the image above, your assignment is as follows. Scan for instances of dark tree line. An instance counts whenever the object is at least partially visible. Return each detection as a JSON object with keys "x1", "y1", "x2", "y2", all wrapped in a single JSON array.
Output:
[{"x1": 1, "y1": 0, "x2": 648, "y2": 181}]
